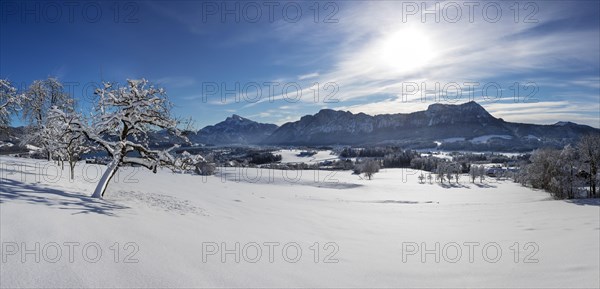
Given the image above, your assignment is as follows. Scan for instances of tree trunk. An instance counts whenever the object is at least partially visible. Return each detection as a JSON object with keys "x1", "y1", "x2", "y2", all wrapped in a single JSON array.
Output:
[
  {"x1": 92, "y1": 159, "x2": 120, "y2": 198},
  {"x1": 69, "y1": 162, "x2": 75, "y2": 180},
  {"x1": 592, "y1": 169, "x2": 597, "y2": 197}
]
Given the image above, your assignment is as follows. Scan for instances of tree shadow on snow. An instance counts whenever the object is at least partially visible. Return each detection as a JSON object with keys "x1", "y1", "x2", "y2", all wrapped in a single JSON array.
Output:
[
  {"x1": 0, "y1": 178, "x2": 129, "y2": 216},
  {"x1": 435, "y1": 182, "x2": 498, "y2": 189},
  {"x1": 565, "y1": 199, "x2": 600, "y2": 207},
  {"x1": 438, "y1": 183, "x2": 472, "y2": 189},
  {"x1": 473, "y1": 182, "x2": 497, "y2": 188}
]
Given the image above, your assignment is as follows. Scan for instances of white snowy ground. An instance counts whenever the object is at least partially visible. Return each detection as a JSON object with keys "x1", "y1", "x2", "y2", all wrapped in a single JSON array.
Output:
[
  {"x1": 275, "y1": 149, "x2": 338, "y2": 164},
  {"x1": 1, "y1": 156, "x2": 599, "y2": 288}
]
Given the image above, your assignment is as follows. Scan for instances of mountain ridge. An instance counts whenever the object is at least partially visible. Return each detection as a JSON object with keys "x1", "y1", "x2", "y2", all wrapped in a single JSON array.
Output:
[
  {"x1": 188, "y1": 114, "x2": 279, "y2": 145},
  {"x1": 261, "y1": 101, "x2": 598, "y2": 150}
]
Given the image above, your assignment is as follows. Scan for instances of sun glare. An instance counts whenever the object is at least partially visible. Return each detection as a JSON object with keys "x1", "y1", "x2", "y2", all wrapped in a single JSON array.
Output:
[{"x1": 378, "y1": 28, "x2": 435, "y2": 73}]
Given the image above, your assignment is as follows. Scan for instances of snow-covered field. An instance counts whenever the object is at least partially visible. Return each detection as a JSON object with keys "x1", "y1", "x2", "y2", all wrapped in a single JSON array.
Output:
[
  {"x1": 275, "y1": 149, "x2": 338, "y2": 164},
  {"x1": 1, "y1": 156, "x2": 599, "y2": 288}
]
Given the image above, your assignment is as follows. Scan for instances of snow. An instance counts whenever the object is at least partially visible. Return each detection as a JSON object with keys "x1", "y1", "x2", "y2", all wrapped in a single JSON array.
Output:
[
  {"x1": 470, "y1": 135, "x2": 513, "y2": 144},
  {"x1": 525, "y1": 135, "x2": 541, "y2": 141},
  {"x1": 24, "y1": 144, "x2": 40, "y2": 151},
  {"x1": 0, "y1": 142, "x2": 14, "y2": 148},
  {"x1": 434, "y1": 137, "x2": 466, "y2": 147},
  {"x1": 422, "y1": 151, "x2": 454, "y2": 160},
  {"x1": 275, "y1": 149, "x2": 338, "y2": 164},
  {"x1": 442, "y1": 137, "x2": 466, "y2": 143},
  {"x1": 1, "y1": 156, "x2": 599, "y2": 288}
]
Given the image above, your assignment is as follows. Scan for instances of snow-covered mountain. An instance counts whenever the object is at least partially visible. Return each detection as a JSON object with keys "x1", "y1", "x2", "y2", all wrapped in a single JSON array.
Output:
[
  {"x1": 0, "y1": 126, "x2": 28, "y2": 154},
  {"x1": 189, "y1": 114, "x2": 278, "y2": 145},
  {"x1": 261, "y1": 101, "x2": 599, "y2": 150}
]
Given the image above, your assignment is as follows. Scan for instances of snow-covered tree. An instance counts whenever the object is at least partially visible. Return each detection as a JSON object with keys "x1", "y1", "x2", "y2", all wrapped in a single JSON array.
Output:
[
  {"x1": 22, "y1": 78, "x2": 74, "y2": 160},
  {"x1": 469, "y1": 165, "x2": 478, "y2": 183},
  {"x1": 170, "y1": 151, "x2": 210, "y2": 175},
  {"x1": 46, "y1": 108, "x2": 91, "y2": 179},
  {"x1": 557, "y1": 145, "x2": 580, "y2": 199},
  {"x1": 0, "y1": 79, "x2": 25, "y2": 129},
  {"x1": 578, "y1": 134, "x2": 600, "y2": 198},
  {"x1": 446, "y1": 170, "x2": 454, "y2": 183},
  {"x1": 526, "y1": 148, "x2": 560, "y2": 190},
  {"x1": 418, "y1": 172, "x2": 425, "y2": 184},
  {"x1": 356, "y1": 159, "x2": 380, "y2": 180},
  {"x1": 477, "y1": 165, "x2": 486, "y2": 183},
  {"x1": 53, "y1": 79, "x2": 191, "y2": 198},
  {"x1": 450, "y1": 162, "x2": 460, "y2": 184},
  {"x1": 195, "y1": 161, "x2": 216, "y2": 176},
  {"x1": 435, "y1": 164, "x2": 445, "y2": 183}
]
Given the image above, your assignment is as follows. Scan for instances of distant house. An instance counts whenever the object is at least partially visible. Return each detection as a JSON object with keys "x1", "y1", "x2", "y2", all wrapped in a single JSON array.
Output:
[
  {"x1": 486, "y1": 167, "x2": 518, "y2": 177},
  {"x1": 485, "y1": 167, "x2": 504, "y2": 177}
]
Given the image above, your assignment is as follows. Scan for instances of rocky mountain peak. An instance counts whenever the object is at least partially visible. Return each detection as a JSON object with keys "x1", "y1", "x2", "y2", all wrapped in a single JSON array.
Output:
[
  {"x1": 225, "y1": 114, "x2": 249, "y2": 123},
  {"x1": 191, "y1": 114, "x2": 278, "y2": 145}
]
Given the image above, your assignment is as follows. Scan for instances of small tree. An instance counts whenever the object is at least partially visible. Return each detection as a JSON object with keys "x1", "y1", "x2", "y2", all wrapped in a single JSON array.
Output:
[
  {"x1": 526, "y1": 148, "x2": 560, "y2": 189},
  {"x1": 357, "y1": 159, "x2": 380, "y2": 180},
  {"x1": 427, "y1": 173, "x2": 433, "y2": 184},
  {"x1": 418, "y1": 172, "x2": 425, "y2": 184},
  {"x1": 469, "y1": 165, "x2": 478, "y2": 183},
  {"x1": 477, "y1": 165, "x2": 486, "y2": 183},
  {"x1": 46, "y1": 109, "x2": 91, "y2": 179},
  {"x1": 454, "y1": 165, "x2": 460, "y2": 184},
  {"x1": 446, "y1": 171, "x2": 453, "y2": 183},
  {"x1": 435, "y1": 164, "x2": 445, "y2": 183},
  {"x1": 195, "y1": 161, "x2": 216, "y2": 176}
]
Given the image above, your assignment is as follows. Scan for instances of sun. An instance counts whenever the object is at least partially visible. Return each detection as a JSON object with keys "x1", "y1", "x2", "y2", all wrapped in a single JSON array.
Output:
[{"x1": 378, "y1": 28, "x2": 435, "y2": 73}]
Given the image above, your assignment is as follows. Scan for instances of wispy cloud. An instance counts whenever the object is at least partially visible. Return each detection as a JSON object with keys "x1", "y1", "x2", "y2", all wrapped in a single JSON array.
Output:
[{"x1": 298, "y1": 72, "x2": 319, "y2": 80}]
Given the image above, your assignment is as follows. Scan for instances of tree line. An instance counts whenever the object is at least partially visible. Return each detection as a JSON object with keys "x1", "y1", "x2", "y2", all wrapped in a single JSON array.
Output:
[{"x1": 515, "y1": 136, "x2": 599, "y2": 199}]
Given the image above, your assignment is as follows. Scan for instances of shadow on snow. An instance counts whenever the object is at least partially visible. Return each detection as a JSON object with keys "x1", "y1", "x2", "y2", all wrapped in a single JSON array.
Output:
[
  {"x1": 0, "y1": 178, "x2": 129, "y2": 216},
  {"x1": 565, "y1": 198, "x2": 600, "y2": 207}
]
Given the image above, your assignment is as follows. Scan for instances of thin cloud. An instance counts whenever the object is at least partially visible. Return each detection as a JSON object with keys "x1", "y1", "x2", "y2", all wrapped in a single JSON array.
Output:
[{"x1": 298, "y1": 72, "x2": 320, "y2": 80}]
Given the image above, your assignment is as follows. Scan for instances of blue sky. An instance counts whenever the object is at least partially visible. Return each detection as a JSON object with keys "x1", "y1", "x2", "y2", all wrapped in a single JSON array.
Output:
[{"x1": 1, "y1": 0, "x2": 599, "y2": 128}]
